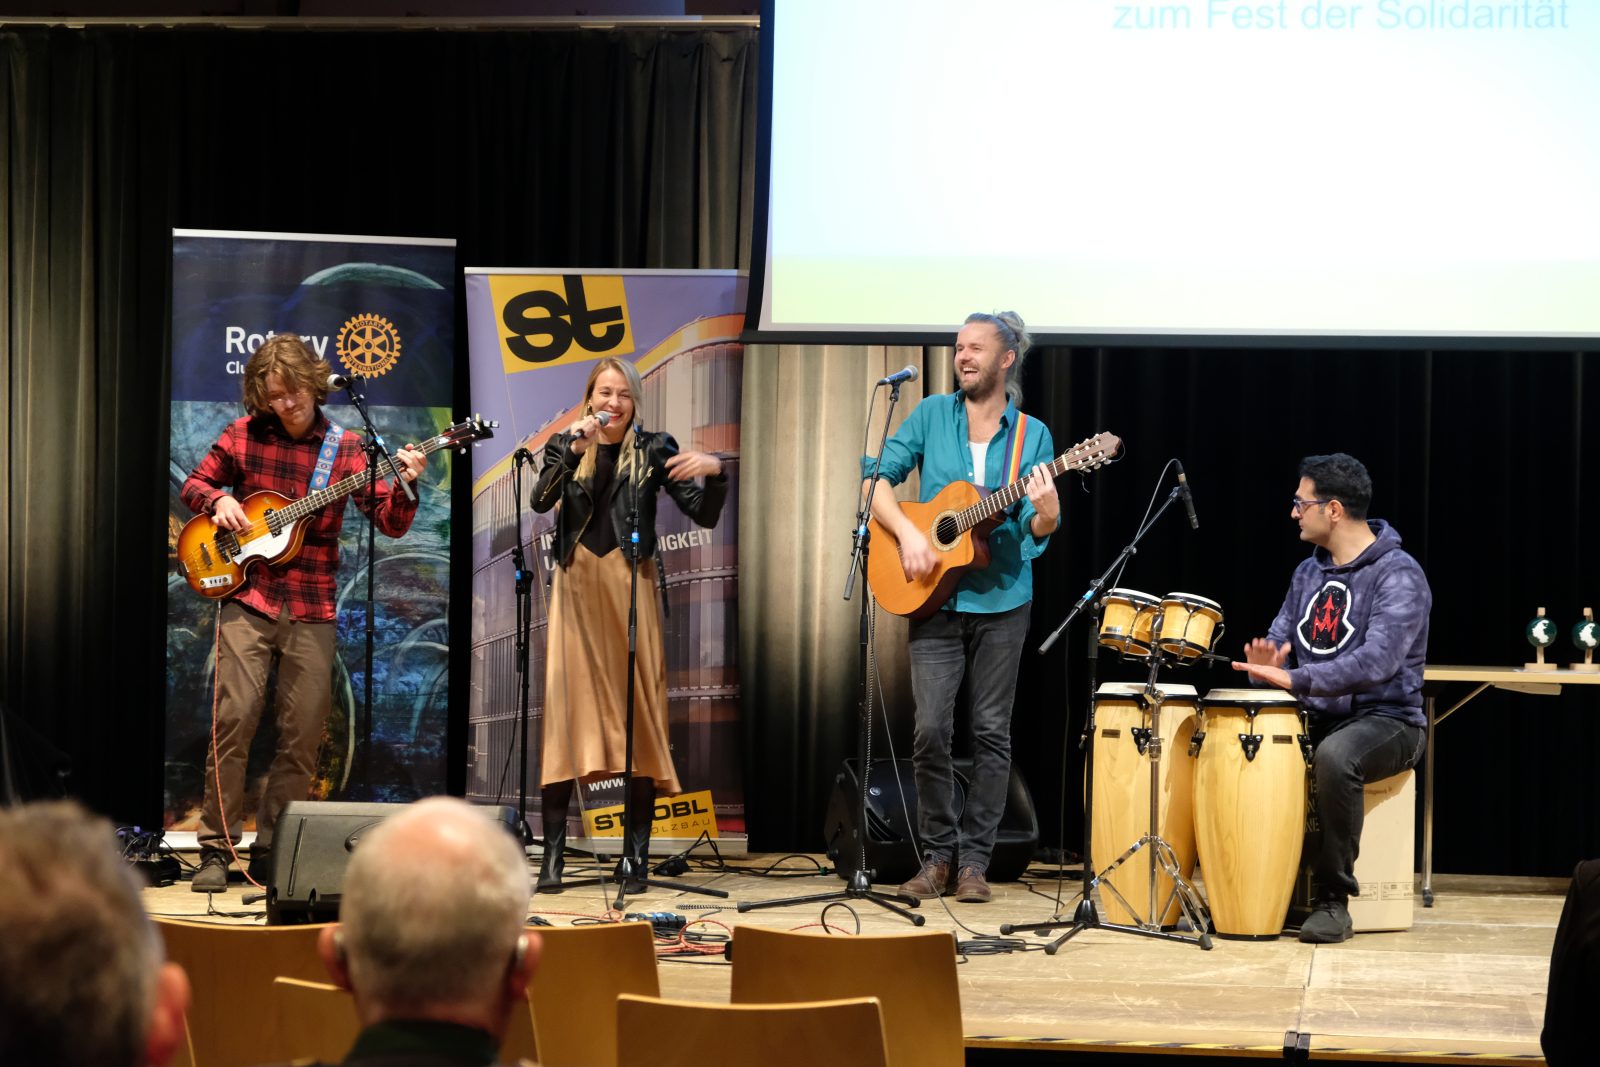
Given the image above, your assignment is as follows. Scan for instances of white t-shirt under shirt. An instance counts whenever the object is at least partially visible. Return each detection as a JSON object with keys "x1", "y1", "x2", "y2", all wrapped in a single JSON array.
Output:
[{"x1": 969, "y1": 440, "x2": 989, "y2": 484}]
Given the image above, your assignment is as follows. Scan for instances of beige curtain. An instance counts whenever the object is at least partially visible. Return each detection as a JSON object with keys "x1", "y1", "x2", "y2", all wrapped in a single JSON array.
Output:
[{"x1": 738, "y1": 342, "x2": 951, "y2": 847}]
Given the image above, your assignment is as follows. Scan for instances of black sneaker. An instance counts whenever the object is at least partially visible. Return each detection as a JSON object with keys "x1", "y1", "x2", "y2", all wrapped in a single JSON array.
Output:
[
  {"x1": 191, "y1": 849, "x2": 229, "y2": 894},
  {"x1": 1299, "y1": 898, "x2": 1353, "y2": 944}
]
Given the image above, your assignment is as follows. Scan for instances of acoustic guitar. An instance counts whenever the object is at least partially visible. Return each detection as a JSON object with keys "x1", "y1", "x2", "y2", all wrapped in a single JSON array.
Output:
[
  {"x1": 175, "y1": 415, "x2": 495, "y2": 600},
  {"x1": 866, "y1": 431, "x2": 1121, "y2": 620}
]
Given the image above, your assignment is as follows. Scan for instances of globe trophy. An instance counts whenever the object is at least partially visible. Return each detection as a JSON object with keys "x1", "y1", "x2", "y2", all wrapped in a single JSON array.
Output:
[
  {"x1": 1523, "y1": 606, "x2": 1558, "y2": 671},
  {"x1": 1571, "y1": 607, "x2": 1599, "y2": 673}
]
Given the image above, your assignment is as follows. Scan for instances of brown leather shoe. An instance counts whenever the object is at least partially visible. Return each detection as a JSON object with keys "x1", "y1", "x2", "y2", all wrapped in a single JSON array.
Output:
[
  {"x1": 953, "y1": 865, "x2": 992, "y2": 903},
  {"x1": 898, "y1": 859, "x2": 950, "y2": 900}
]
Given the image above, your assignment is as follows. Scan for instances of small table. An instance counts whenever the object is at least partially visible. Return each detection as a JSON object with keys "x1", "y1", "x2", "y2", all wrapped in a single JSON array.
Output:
[{"x1": 1421, "y1": 665, "x2": 1600, "y2": 905}]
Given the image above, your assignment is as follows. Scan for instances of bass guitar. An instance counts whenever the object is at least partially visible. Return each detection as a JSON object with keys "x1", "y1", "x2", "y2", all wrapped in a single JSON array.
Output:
[
  {"x1": 866, "y1": 431, "x2": 1121, "y2": 620},
  {"x1": 176, "y1": 415, "x2": 496, "y2": 600}
]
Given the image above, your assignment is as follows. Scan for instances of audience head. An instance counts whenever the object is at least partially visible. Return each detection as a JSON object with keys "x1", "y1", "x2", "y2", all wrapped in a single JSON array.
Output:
[
  {"x1": 0, "y1": 800, "x2": 190, "y2": 1067},
  {"x1": 319, "y1": 797, "x2": 538, "y2": 1037}
]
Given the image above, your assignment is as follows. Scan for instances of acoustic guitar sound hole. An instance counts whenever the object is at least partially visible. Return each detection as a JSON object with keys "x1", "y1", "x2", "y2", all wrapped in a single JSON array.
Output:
[{"x1": 934, "y1": 515, "x2": 960, "y2": 548}]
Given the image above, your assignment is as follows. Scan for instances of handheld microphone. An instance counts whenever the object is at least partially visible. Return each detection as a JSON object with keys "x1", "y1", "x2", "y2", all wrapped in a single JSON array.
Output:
[
  {"x1": 1175, "y1": 460, "x2": 1199, "y2": 530},
  {"x1": 575, "y1": 410, "x2": 613, "y2": 439},
  {"x1": 877, "y1": 365, "x2": 919, "y2": 386},
  {"x1": 326, "y1": 373, "x2": 352, "y2": 390}
]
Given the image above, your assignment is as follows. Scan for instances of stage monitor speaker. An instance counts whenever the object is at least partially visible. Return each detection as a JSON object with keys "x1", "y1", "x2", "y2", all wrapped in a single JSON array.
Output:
[
  {"x1": 266, "y1": 800, "x2": 522, "y2": 925},
  {"x1": 822, "y1": 758, "x2": 1038, "y2": 887}
]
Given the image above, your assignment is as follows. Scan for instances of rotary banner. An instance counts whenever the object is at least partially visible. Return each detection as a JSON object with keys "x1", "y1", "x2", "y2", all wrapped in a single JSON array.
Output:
[{"x1": 164, "y1": 230, "x2": 457, "y2": 836}]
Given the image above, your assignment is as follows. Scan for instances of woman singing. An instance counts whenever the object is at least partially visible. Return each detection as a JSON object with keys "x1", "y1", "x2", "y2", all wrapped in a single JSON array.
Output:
[{"x1": 530, "y1": 356, "x2": 727, "y2": 893}]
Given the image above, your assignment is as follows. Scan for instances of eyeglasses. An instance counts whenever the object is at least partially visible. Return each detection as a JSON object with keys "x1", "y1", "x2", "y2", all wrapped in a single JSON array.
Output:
[
  {"x1": 1290, "y1": 497, "x2": 1332, "y2": 515},
  {"x1": 267, "y1": 388, "x2": 310, "y2": 409}
]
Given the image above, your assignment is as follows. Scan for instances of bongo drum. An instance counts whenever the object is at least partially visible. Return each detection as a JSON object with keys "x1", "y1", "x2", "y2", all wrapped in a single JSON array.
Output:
[
  {"x1": 1192, "y1": 689, "x2": 1308, "y2": 939},
  {"x1": 1098, "y1": 588, "x2": 1161, "y2": 657},
  {"x1": 1156, "y1": 593, "x2": 1225, "y2": 660},
  {"x1": 1089, "y1": 682, "x2": 1199, "y2": 926}
]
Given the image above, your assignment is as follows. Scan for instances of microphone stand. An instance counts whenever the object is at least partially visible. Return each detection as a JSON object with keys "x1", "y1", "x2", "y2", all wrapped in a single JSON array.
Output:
[
  {"x1": 509, "y1": 448, "x2": 536, "y2": 843},
  {"x1": 341, "y1": 382, "x2": 414, "y2": 797},
  {"x1": 603, "y1": 421, "x2": 727, "y2": 909},
  {"x1": 738, "y1": 377, "x2": 924, "y2": 925},
  {"x1": 1004, "y1": 482, "x2": 1213, "y2": 952}
]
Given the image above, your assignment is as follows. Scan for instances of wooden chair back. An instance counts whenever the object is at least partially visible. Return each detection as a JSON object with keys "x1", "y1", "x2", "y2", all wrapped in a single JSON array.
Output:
[
  {"x1": 728, "y1": 926, "x2": 964, "y2": 1067},
  {"x1": 269, "y1": 977, "x2": 359, "y2": 1064},
  {"x1": 505, "y1": 920, "x2": 659, "y2": 1067},
  {"x1": 616, "y1": 994, "x2": 889, "y2": 1067},
  {"x1": 266, "y1": 964, "x2": 543, "y2": 1065},
  {"x1": 154, "y1": 917, "x2": 330, "y2": 1067}
]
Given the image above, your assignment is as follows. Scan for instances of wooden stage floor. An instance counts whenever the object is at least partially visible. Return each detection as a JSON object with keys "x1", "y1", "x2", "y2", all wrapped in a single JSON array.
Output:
[{"x1": 143, "y1": 858, "x2": 1564, "y2": 1065}]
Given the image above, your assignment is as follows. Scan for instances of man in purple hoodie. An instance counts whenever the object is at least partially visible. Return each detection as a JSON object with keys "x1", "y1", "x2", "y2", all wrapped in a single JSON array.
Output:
[{"x1": 1233, "y1": 453, "x2": 1430, "y2": 944}]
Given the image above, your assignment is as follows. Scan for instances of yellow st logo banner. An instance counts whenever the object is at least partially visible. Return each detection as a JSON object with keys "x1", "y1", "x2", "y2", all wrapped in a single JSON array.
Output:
[{"x1": 489, "y1": 273, "x2": 636, "y2": 374}]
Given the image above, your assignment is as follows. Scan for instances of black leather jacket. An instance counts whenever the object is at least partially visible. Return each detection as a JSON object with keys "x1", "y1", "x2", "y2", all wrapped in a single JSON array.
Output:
[{"x1": 531, "y1": 429, "x2": 728, "y2": 568}]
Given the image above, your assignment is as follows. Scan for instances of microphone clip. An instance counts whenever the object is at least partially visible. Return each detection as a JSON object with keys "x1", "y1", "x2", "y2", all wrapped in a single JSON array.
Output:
[{"x1": 1174, "y1": 459, "x2": 1199, "y2": 531}]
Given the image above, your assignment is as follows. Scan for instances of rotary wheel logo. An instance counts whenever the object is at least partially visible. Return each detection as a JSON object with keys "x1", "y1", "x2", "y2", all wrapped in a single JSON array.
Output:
[{"x1": 336, "y1": 313, "x2": 403, "y2": 378}]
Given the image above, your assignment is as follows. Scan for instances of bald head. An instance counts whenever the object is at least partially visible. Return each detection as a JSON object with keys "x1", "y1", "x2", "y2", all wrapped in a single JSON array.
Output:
[
  {"x1": 350, "y1": 797, "x2": 526, "y2": 888},
  {"x1": 335, "y1": 798, "x2": 531, "y2": 1021}
]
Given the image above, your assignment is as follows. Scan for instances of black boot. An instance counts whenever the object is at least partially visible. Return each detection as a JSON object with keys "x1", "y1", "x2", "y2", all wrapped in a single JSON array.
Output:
[
  {"x1": 614, "y1": 776, "x2": 656, "y2": 895},
  {"x1": 537, "y1": 781, "x2": 573, "y2": 894},
  {"x1": 246, "y1": 844, "x2": 274, "y2": 886}
]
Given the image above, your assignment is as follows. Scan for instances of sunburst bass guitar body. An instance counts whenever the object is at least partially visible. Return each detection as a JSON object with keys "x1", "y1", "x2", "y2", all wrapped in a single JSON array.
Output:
[{"x1": 175, "y1": 489, "x2": 314, "y2": 599}]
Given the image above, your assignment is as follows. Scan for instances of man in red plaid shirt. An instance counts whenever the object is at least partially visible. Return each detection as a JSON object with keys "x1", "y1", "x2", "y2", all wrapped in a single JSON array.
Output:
[{"x1": 180, "y1": 334, "x2": 427, "y2": 892}]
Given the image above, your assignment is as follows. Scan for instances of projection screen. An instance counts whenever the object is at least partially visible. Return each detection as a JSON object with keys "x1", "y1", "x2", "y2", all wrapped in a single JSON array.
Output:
[{"x1": 749, "y1": 0, "x2": 1599, "y2": 346}]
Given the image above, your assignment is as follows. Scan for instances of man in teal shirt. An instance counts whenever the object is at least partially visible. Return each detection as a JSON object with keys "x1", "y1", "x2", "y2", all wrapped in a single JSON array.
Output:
[{"x1": 862, "y1": 311, "x2": 1060, "y2": 903}]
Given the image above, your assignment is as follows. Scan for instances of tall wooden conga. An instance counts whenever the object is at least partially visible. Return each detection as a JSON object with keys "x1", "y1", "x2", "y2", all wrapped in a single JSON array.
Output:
[
  {"x1": 1089, "y1": 682, "x2": 1199, "y2": 927},
  {"x1": 1192, "y1": 689, "x2": 1308, "y2": 939}
]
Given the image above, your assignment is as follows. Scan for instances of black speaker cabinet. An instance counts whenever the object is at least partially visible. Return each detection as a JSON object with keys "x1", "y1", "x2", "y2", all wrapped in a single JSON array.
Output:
[
  {"x1": 822, "y1": 758, "x2": 1038, "y2": 886},
  {"x1": 265, "y1": 800, "x2": 521, "y2": 925}
]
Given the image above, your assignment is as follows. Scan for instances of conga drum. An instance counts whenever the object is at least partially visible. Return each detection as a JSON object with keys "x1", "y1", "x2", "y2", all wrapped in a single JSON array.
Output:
[
  {"x1": 1089, "y1": 682, "x2": 1199, "y2": 926},
  {"x1": 1192, "y1": 689, "x2": 1308, "y2": 939},
  {"x1": 1155, "y1": 593, "x2": 1225, "y2": 660},
  {"x1": 1098, "y1": 589, "x2": 1161, "y2": 658}
]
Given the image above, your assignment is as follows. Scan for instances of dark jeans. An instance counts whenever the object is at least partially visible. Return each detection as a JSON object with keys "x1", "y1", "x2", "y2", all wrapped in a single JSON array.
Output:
[
  {"x1": 1310, "y1": 712, "x2": 1426, "y2": 900},
  {"x1": 907, "y1": 603, "x2": 1031, "y2": 872}
]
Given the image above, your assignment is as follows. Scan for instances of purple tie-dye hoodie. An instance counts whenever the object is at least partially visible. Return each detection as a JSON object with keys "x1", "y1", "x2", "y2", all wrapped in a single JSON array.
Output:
[{"x1": 1265, "y1": 520, "x2": 1431, "y2": 728}]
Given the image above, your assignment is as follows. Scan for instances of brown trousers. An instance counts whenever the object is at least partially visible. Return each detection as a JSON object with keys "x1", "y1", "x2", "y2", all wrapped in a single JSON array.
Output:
[{"x1": 198, "y1": 601, "x2": 336, "y2": 852}]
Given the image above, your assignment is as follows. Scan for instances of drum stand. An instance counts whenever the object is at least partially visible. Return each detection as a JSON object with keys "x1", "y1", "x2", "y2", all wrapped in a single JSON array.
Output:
[
  {"x1": 1085, "y1": 656, "x2": 1212, "y2": 947},
  {"x1": 1008, "y1": 477, "x2": 1212, "y2": 953}
]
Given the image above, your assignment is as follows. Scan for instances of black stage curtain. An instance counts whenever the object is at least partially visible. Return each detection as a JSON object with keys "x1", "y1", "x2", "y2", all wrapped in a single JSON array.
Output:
[{"x1": 0, "y1": 25, "x2": 757, "y2": 821}]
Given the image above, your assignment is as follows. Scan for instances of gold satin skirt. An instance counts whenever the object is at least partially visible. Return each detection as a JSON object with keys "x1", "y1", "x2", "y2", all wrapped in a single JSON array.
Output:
[{"x1": 540, "y1": 544, "x2": 681, "y2": 793}]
